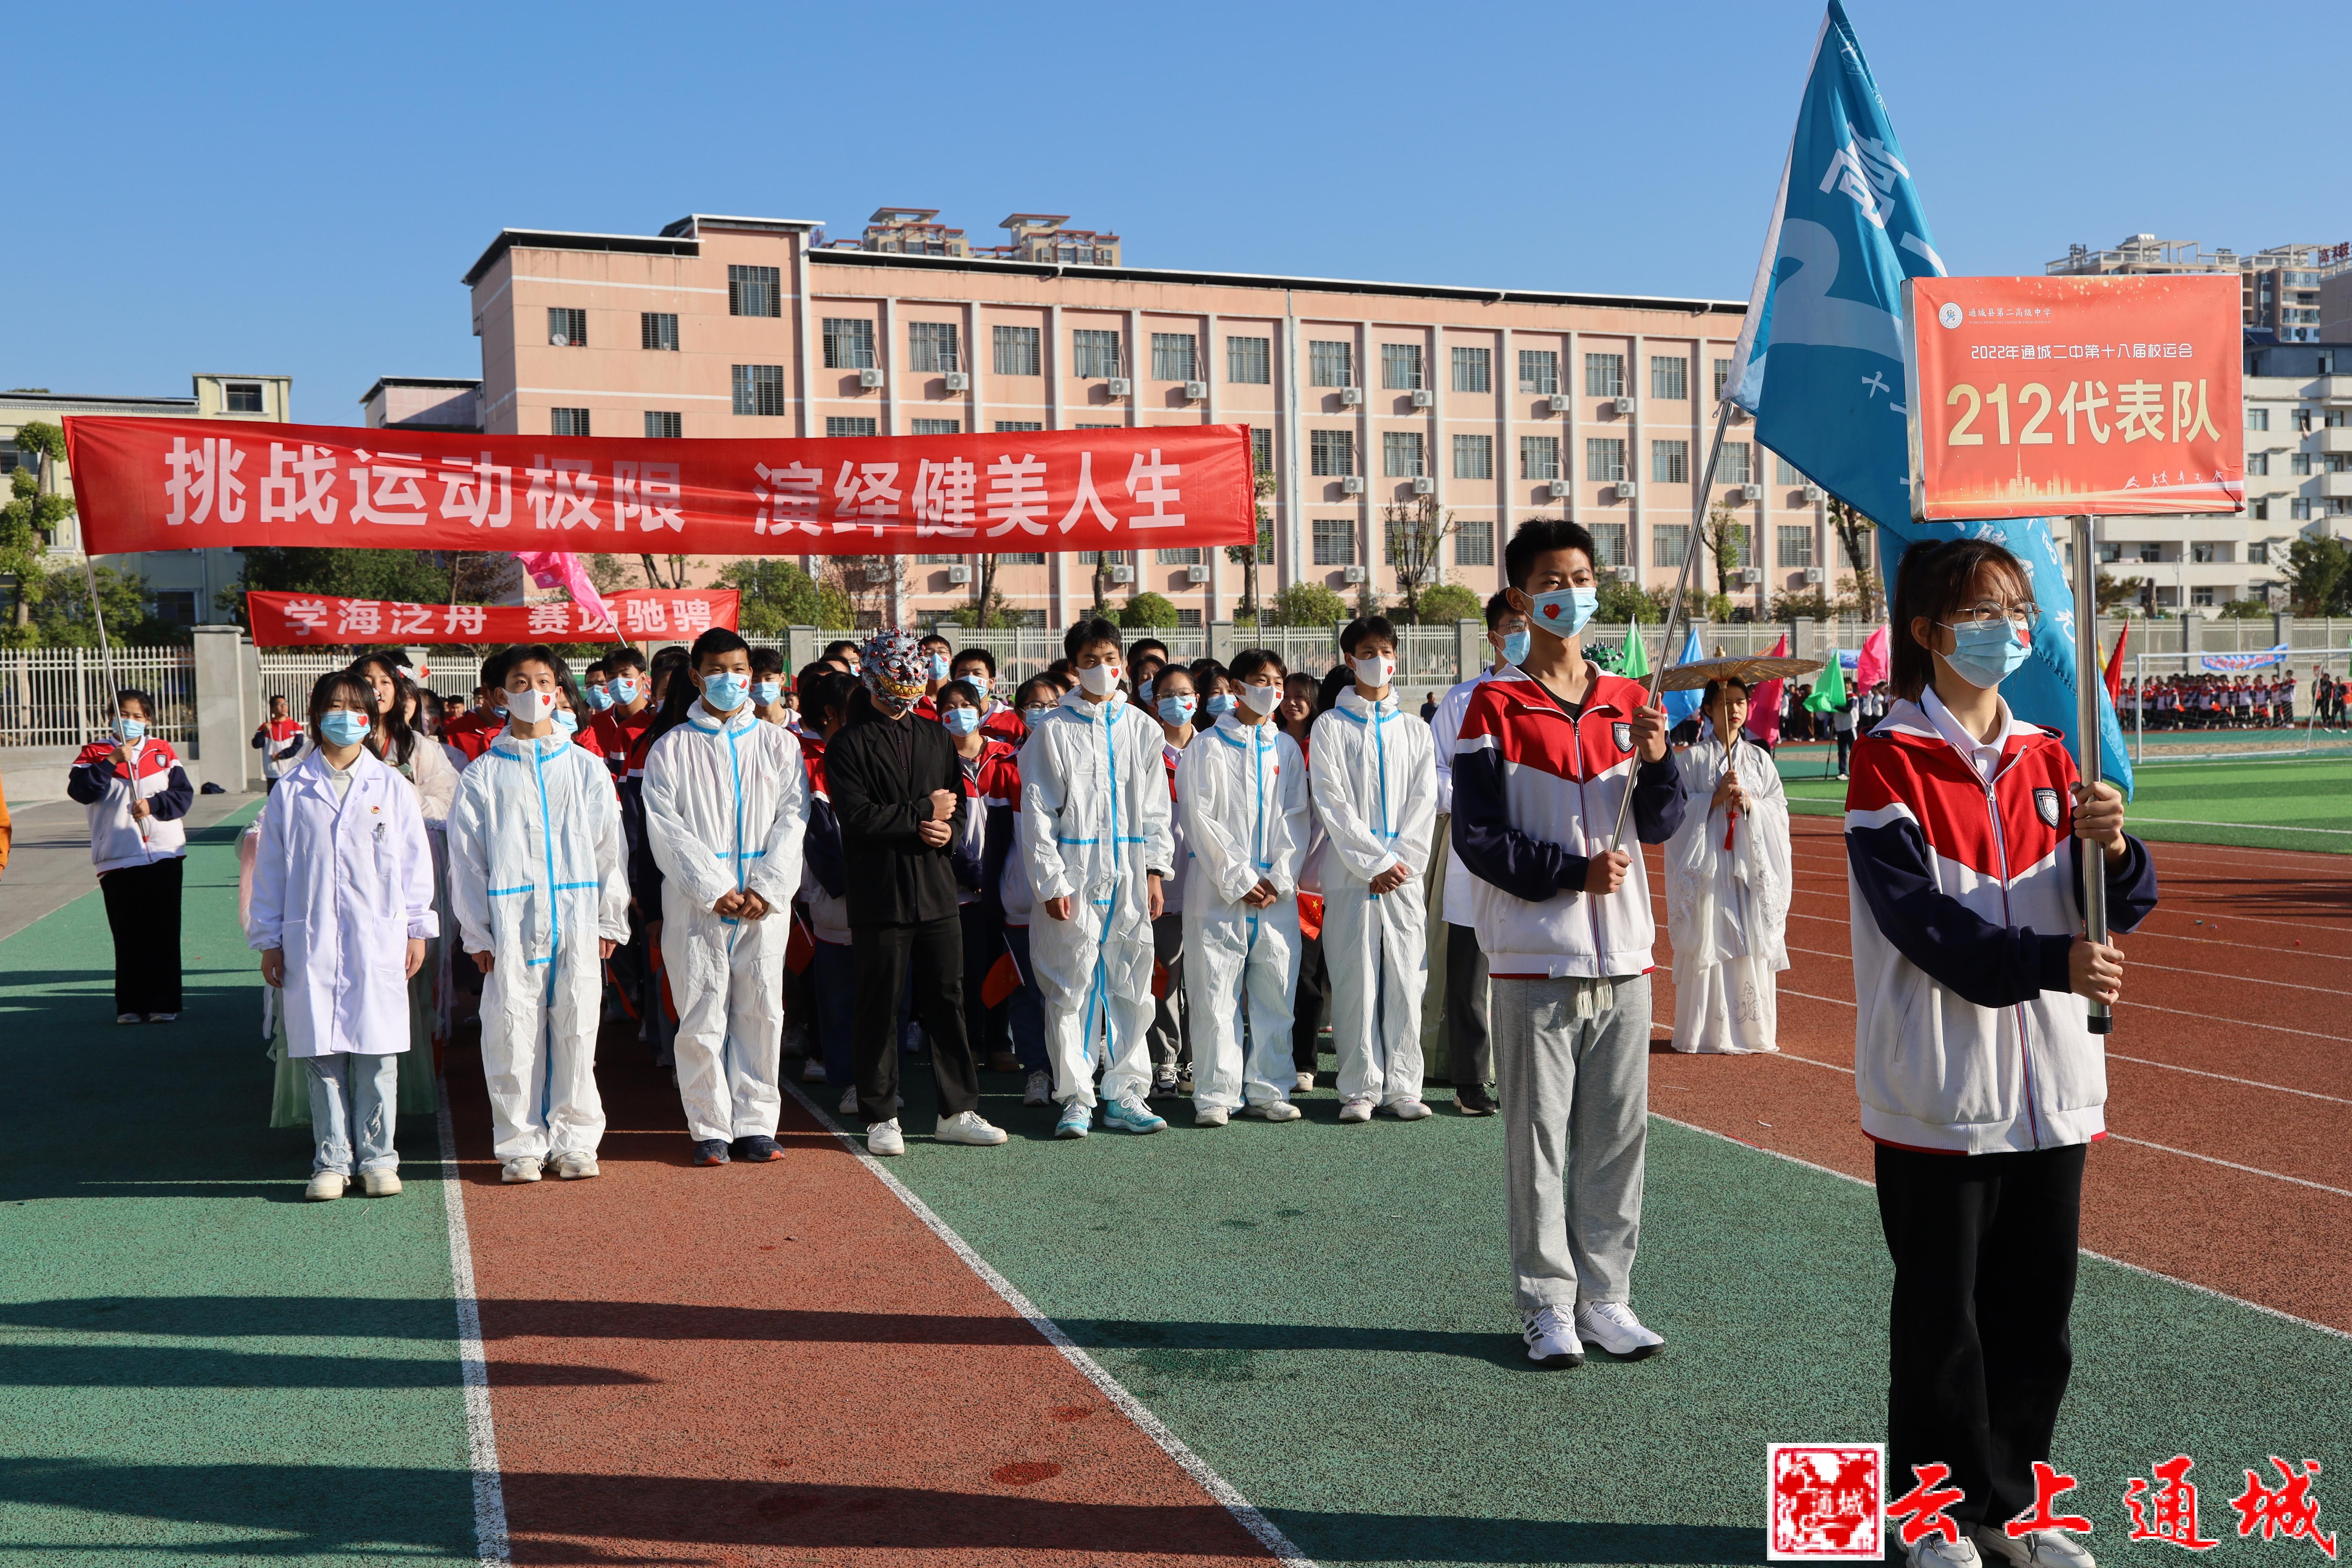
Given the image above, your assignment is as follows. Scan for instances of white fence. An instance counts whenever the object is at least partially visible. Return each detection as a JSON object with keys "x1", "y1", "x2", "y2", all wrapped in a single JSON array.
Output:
[
  {"x1": 256, "y1": 652, "x2": 358, "y2": 717},
  {"x1": 0, "y1": 646, "x2": 196, "y2": 748}
]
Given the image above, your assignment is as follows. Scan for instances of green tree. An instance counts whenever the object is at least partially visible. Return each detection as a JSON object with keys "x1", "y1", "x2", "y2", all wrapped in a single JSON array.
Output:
[
  {"x1": 718, "y1": 559, "x2": 853, "y2": 634},
  {"x1": 1595, "y1": 579, "x2": 1654, "y2": 623},
  {"x1": 945, "y1": 590, "x2": 1020, "y2": 629},
  {"x1": 2285, "y1": 537, "x2": 2352, "y2": 616},
  {"x1": 25, "y1": 564, "x2": 181, "y2": 647},
  {"x1": 1702, "y1": 503, "x2": 1746, "y2": 599},
  {"x1": 1268, "y1": 580, "x2": 1348, "y2": 628},
  {"x1": 2218, "y1": 597, "x2": 2274, "y2": 620},
  {"x1": 2, "y1": 421, "x2": 76, "y2": 645},
  {"x1": 1407, "y1": 583, "x2": 1481, "y2": 625},
  {"x1": 1120, "y1": 591, "x2": 1180, "y2": 629},
  {"x1": 219, "y1": 547, "x2": 452, "y2": 629},
  {"x1": 1828, "y1": 500, "x2": 1878, "y2": 616},
  {"x1": 1224, "y1": 472, "x2": 1277, "y2": 620}
]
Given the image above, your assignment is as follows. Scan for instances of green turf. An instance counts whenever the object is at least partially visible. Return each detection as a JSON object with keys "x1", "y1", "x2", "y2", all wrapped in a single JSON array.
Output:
[
  {"x1": 885, "y1": 1074, "x2": 2352, "y2": 1568},
  {"x1": 0, "y1": 805, "x2": 479, "y2": 1566}
]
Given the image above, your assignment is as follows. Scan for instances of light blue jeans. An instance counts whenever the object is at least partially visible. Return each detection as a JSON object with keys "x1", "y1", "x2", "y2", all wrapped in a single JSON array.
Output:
[{"x1": 306, "y1": 1052, "x2": 403, "y2": 1175}]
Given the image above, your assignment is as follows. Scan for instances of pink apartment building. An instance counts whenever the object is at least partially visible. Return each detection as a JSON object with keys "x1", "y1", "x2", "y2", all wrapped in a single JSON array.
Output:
[{"x1": 462, "y1": 211, "x2": 1837, "y2": 627}]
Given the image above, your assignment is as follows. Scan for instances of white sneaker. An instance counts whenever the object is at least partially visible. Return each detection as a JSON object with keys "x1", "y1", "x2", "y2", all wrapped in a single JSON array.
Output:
[
  {"x1": 838, "y1": 1085, "x2": 858, "y2": 1116},
  {"x1": 501, "y1": 1157, "x2": 543, "y2": 1184},
  {"x1": 866, "y1": 1118, "x2": 905, "y2": 1157},
  {"x1": 1248, "y1": 1099, "x2": 1302, "y2": 1122},
  {"x1": 553, "y1": 1152, "x2": 600, "y2": 1180},
  {"x1": 801, "y1": 1058, "x2": 827, "y2": 1083},
  {"x1": 360, "y1": 1169, "x2": 402, "y2": 1198},
  {"x1": 1574, "y1": 1300, "x2": 1664, "y2": 1359},
  {"x1": 303, "y1": 1171, "x2": 346, "y2": 1202},
  {"x1": 1908, "y1": 1534, "x2": 1984, "y2": 1568},
  {"x1": 1295, "y1": 1069, "x2": 1317, "y2": 1093},
  {"x1": 1195, "y1": 1104, "x2": 1230, "y2": 1127},
  {"x1": 1380, "y1": 1098, "x2": 1433, "y2": 1120},
  {"x1": 1521, "y1": 1305, "x2": 1583, "y2": 1367},
  {"x1": 1337, "y1": 1095, "x2": 1374, "y2": 1124},
  {"x1": 1975, "y1": 1525, "x2": 2093, "y2": 1568},
  {"x1": 1023, "y1": 1070, "x2": 1052, "y2": 1106},
  {"x1": 935, "y1": 1110, "x2": 1008, "y2": 1146}
]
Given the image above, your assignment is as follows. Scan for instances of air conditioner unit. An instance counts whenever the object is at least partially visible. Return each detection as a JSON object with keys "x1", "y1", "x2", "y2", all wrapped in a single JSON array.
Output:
[
  {"x1": 1410, "y1": 476, "x2": 1435, "y2": 496},
  {"x1": 857, "y1": 368, "x2": 885, "y2": 390},
  {"x1": 1611, "y1": 397, "x2": 1635, "y2": 416},
  {"x1": 1730, "y1": 485, "x2": 1761, "y2": 504},
  {"x1": 1185, "y1": 564, "x2": 1210, "y2": 584},
  {"x1": 1740, "y1": 567, "x2": 1764, "y2": 586},
  {"x1": 1409, "y1": 389, "x2": 1434, "y2": 409},
  {"x1": 1105, "y1": 377, "x2": 1132, "y2": 397},
  {"x1": 1612, "y1": 565, "x2": 1638, "y2": 582},
  {"x1": 1338, "y1": 387, "x2": 1364, "y2": 406},
  {"x1": 1340, "y1": 475, "x2": 1366, "y2": 495},
  {"x1": 1614, "y1": 480, "x2": 1638, "y2": 500},
  {"x1": 1106, "y1": 565, "x2": 1136, "y2": 585},
  {"x1": 1183, "y1": 380, "x2": 1208, "y2": 401},
  {"x1": 1341, "y1": 565, "x2": 1368, "y2": 584},
  {"x1": 1546, "y1": 480, "x2": 1572, "y2": 500},
  {"x1": 1546, "y1": 395, "x2": 1572, "y2": 415},
  {"x1": 942, "y1": 371, "x2": 970, "y2": 392},
  {"x1": 548, "y1": 331, "x2": 571, "y2": 347},
  {"x1": 1803, "y1": 567, "x2": 1825, "y2": 585},
  {"x1": 944, "y1": 564, "x2": 972, "y2": 585},
  {"x1": 1802, "y1": 485, "x2": 1825, "y2": 503},
  {"x1": 861, "y1": 566, "x2": 894, "y2": 588}
]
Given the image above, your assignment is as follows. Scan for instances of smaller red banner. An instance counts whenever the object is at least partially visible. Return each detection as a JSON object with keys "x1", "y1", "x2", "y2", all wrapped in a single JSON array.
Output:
[{"x1": 246, "y1": 589, "x2": 740, "y2": 647}]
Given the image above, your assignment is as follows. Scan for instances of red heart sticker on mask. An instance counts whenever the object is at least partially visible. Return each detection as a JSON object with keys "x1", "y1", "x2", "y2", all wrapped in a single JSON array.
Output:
[{"x1": 1543, "y1": 603, "x2": 1560, "y2": 619}]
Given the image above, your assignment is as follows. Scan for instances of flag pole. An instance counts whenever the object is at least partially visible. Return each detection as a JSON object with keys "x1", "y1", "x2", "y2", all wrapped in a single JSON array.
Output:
[
  {"x1": 1610, "y1": 399, "x2": 1733, "y2": 850},
  {"x1": 2070, "y1": 513, "x2": 2112, "y2": 1035}
]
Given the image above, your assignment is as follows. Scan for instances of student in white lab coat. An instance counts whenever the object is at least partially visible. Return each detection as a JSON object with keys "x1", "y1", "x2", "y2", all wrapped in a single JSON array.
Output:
[
  {"x1": 1178, "y1": 648, "x2": 1311, "y2": 1126},
  {"x1": 640, "y1": 628, "x2": 810, "y2": 1167},
  {"x1": 449, "y1": 645, "x2": 633, "y2": 1183},
  {"x1": 1309, "y1": 616, "x2": 1439, "y2": 1123},
  {"x1": 248, "y1": 671, "x2": 438, "y2": 1201},
  {"x1": 1663, "y1": 677, "x2": 1792, "y2": 1055}
]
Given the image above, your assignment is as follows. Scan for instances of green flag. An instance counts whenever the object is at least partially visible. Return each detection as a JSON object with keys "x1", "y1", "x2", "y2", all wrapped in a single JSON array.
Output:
[
  {"x1": 1806, "y1": 648, "x2": 1847, "y2": 712},
  {"x1": 1619, "y1": 621, "x2": 1649, "y2": 680}
]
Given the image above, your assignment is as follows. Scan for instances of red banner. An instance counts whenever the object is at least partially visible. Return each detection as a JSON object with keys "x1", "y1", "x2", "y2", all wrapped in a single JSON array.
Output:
[
  {"x1": 62, "y1": 416, "x2": 1255, "y2": 557},
  {"x1": 246, "y1": 588, "x2": 740, "y2": 647}
]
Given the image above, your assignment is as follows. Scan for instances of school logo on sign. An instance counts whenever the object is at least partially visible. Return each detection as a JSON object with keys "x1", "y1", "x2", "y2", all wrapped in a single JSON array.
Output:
[
  {"x1": 1767, "y1": 1443, "x2": 1885, "y2": 1561},
  {"x1": 1612, "y1": 722, "x2": 1633, "y2": 755},
  {"x1": 2034, "y1": 787, "x2": 2062, "y2": 827}
]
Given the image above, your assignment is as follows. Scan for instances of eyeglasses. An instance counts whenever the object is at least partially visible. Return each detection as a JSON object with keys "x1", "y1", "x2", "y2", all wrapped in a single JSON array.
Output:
[{"x1": 1948, "y1": 599, "x2": 2037, "y2": 630}]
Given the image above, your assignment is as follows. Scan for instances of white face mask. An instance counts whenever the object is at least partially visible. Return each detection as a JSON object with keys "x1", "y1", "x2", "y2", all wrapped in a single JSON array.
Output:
[
  {"x1": 506, "y1": 687, "x2": 556, "y2": 724},
  {"x1": 1236, "y1": 681, "x2": 1282, "y2": 717},
  {"x1": 1078, "y1": 662, "x2": 1122, "y2": 698},
  {"x1": 1352, "y1": 653, "x2": 1396, "y2": 689}
]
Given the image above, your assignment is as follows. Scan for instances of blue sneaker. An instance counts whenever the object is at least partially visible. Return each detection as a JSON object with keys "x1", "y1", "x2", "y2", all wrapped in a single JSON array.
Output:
[
  {"x1": 1054, "y1": 1101, "x2": 1092, "y2": 1139},
  {"x1": 691, "y1": 1138, "x2": 730, "y2": 1167},
  {"x1": 1102, "y1": 1095, "x2": 1167, "y2": 1135}
]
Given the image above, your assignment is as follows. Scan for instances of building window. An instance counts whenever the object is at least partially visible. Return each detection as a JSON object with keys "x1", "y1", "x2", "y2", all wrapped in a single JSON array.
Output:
[
  {"x1": 1451, "y1": 346, "x2": 1491, "y2": 394},
  {"x1": 1652, "y1": 440, "x2": 1690, "y2": 484},
  {"x1": 1650, "y1": 357, "x2": 1688, "y2": 400},
  {"x1": 729, "y1": 264, "x2": 781, "y2": 318},
  {"x1": 548, "y1": 307, "x2": 587, "y2": 347},
  {"x1": 1381, "y1": 343, "x2": 1425, "y2": 390},
  {"x1": 1310, "y1": 340, "x2": 1355, "y2": 387},
  {"x1": 1150, "y1": 333, "x2": 1197, "y2": 382},
  {"x1": 826, "y1": 416, "x2": 877, "y2": 437},
  {"x1": 1456, "y1": 520, "x2": 1494, "y2": 567},
  {"x1": 1775, "y1": 453, "x2": 1803, "y2": 486},
  {"x1": 552, "y1": 407, "x2": 591, "y2": 436},
  {"x1": 1157, "y1": 547, "x2": 1202, "y2": 565},
  {"x1": 733, "y1": 364, "x2": 787, "y2": 417},
  {"x1": 995, "y1": 420, "x2": 1043, "y2": 432},
  {"x1": 1453, "y1": 434, "x2": 1493, "y2": 480},
  {"x1": 2191, "y1": 542, "x2": 2226, "y2": 564},
  {"x1": 2191, "y1": 586, "x2": 2216, "y2": 608},
  {"x1": 1383, "y1": 431, "x2": 1426, "y2": 477},
  {"x1": 2247, "y1": 407, "x2": 2270, "y2": 432},
  {"x1": 1251, "y1": 428, "x2": 1274, "y2": 475},
  {"x1": 224, "y1": 381, "x2": 264, "y2": 413},
  {"x1": 993, "y1": 325, "x2": 1041, "y2": 376},
  {"x1": 1654, "y1": 524, "x2": 1690, "y2": 567},
  {"x1": 2295, "y1": 408, "x2": 2314, "y2": 432},
  {"x1": 1312, "y1": 518, "x2": 1357, "y2": 565},
  {"x1": 1585, "y1": 353, "x2": 1625, "y2": 397},
  {"x1": 2251, "y1": 499, "x2": 2269, "y2": 522},
  {"x1": 1073, "y1": 422, "x2": 1118, "y2": 429},
  {"x1": 2291, "y1": 498, "x2": 2312, "y2": 519},
  {"x1": 1227, "y1": 335, "x2": 1271, "y2": 384},
  {"x1": 1720, "y1": 443, "x2": 1752, "y2": 484},
  {"x1": 1001, "y1": 552, "x2": 1047, "y2": 565},
  {"x1": 1176, "y1": 608, "x2": 1204, "y2": 629},
  {"x1": 822, "y1": 318, "x2": 876, "y2": 369},
  {"x1": 908, "y1": 322, "x2": 961, "y2": 372},
  {"x1": 2247, "y1": 452, "x2": 2269, "y2": 476},
  {"x1": 2249, "y1": 540, "x2": 2271, "y2": 564},
  {"x1": 911, "y1": 418, "x2": 961, "y2": 434},
  {"x1": 1713, "y1": 357, "x2": 1733, "y2": 399},
  {"x1": 153, "y1": 590, "x2": 197, "y2": 625},
  {"x1": 643, "y1": 410, "x2": 682, "y2": 439},
  {"x1": 1072, "y1": 329, "x2": 1122, "y2": 378},
  {"x1": 1521, "y1": 436, "x2": 1562, "y2": 480},
  {"x1": 1310, "y1": 429, "x2": 1355, "y2": 476},
  {"x1": 1586, "y1": 438, "x2": 1626, "y2": 482},
  {"x1": 1589, "y1": 522, "x2": 1627, "y2": 567},
  {"x1": 1518, "y1": 350, "x2": 1559, "y2": 395},
  {"x1": 2291, "y1": 452, "x2": 2312, "y2": 475},
  {"x1": 915, "y1": 553, "x2": 965, "y2": 565},
  {"x1": 639, "y1": 312, "x2": 679, "y2": 352},
  {"x1": 1777, "y1": 524, "x2": 1813, "y2": 568}
]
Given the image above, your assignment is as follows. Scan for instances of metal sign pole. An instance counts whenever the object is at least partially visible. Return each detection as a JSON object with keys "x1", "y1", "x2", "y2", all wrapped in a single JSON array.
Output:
[{"x1": 2070, "y1": 513, "x2": 2112, "y2": 1035}]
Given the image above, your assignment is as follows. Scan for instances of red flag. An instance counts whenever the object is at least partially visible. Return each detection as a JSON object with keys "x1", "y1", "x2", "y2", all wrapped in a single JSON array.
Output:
[
  {"x1": 1854, "y1": 623, "x2": 1891, "y2": 695},
  {"x1": 2103, "y1": 620, "x2": 2128, "y2": 708},
  {"x1": 1745, "y1": 634, "x2": 1788, "y2": 749},
  {"x1": 982, "y1": 950, "x2": 1022, "y2": 1010}
]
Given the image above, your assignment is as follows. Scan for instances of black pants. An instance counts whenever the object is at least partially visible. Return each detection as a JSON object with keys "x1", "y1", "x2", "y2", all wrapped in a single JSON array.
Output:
[
  {"x1": 1445, "y1": 921, "x2": 1492, "y2": 1087},
  {"x1": 1291, "y1": 934, "x2": 1329, "y2": 1071},
  {"x1": 1875, "y1": 1141, "x2": 2085, "y2": 1528},
  {"x1": 958, "y1": 901, "x2": 1006, "y2": 1064},
  {"x1": 101, "y1": 856, "x2": 184, "y2": 1016},
  {"x1": 853, "y1": 916, "x2": 980, "y2": 1126},
  {"x1": 1835, "y1": 732, "x2": 1854, "y2": 774}
]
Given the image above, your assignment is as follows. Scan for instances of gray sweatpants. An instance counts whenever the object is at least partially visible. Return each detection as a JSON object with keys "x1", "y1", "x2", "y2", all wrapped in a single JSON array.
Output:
[{"x1": 1493, "y1": 973, "x2": 1650, "y2": 1313}]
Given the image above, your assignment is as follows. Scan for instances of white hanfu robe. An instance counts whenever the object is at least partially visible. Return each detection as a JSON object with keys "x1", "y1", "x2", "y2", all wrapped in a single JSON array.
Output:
[{"x1": 1663, "y1": 732, "x2": 1791, "y2": 1054}]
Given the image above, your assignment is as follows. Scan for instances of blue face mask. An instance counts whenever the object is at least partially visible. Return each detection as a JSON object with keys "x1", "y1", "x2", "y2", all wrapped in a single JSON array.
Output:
[
  {"x1": 927, "y1": 652, "x2": 951, "y2": 681},
  {"x1": 1156, "y1": 694, "x2": 1197, "y2": 726},
  {"x1": 492, "y1": 704, "x2": 508, "y2": 719},
  {"x1": 553, "y1": 710, "x2": 580, "y2": 735},
  {"x1": 1939, "y1": 617, "x2": 2032, "y2": 691},
  {"x1": 608, "y1": 677, "x2": 640, "y2": 706},
  {"x1": 752, "y1": 680, "x2": 782, "y2": 707},
  {"x1": 1204, "y1": 692, "x2": 1237, "y2": 717},
  {"x1": 319, "y1": 710, "x2": 371, "y2": 747},
  {"x1": 942, "y1": 706, "x2": 981, "y2": 737},
  {"x1": 113, "y1": 717, "x2": 146, "y2": 743},
  {"x1": 700, "y1": 671, "x2": 750, "y2": 712},
  {"x1": 1526, "y1": 586, "x2": 1599, "y2": 640},
  {"x1": 1022, "y1": 705, "x2": 1050, "y2": 725},
  {"x1": 1501, "y1": 629, "x2": 1532, "y2": 666},
  {"x1": 585, "y1": 685, "x2": 613, "y2": 712}
]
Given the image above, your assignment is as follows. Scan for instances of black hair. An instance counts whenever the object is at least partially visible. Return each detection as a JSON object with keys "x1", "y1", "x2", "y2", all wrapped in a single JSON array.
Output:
[
  {"x1": 1228, "y1": 648, "x2": 1286, "y2": 685},
  {"x1": 917, "y1": 631, "x2": 953, "y2": 652},
  {"x1": 1063, "y1": 617, "x2": 1121, "y2": 661},
  {"x1": 1128, "y1": 638, "x2": 1169, "y2": 664},
  {"x1": 1700, "y1": 677, "x2": 1753, "y2": 712},
  {"x1": 750, "y1": 645, "x2": 785, "y2": 677},
  {"x1": 1014, "y1": 675, "x2": 1061, "y2": 711},
  {"x1": 1504, "y1": 517, "x2": 1599, "y2": 591},
  {"x1": 1315, "y1": 663, "x2": 1352, "y2": 716},
  {"x1": 347, "y1": 651, "x2": 421, "y2": 767},
  {"x1": 1484, "y1": 590, "x2": 1517, "y2": 630},
  {"x1": 951, "y1": 646, "x2": 997, "y2": 677},
  {"x1": 584, "y1": 661, "x2": 608, "y2": 681},
  {"x1": 115, "y1": 687, "x2": 157, "y2": 720},
  {"x1": 938, "y1": 679, "x2": 983, "y2": 710},
  {"x1": 1338, "y1": 615, "x2": 1396, "y2": 657},
  {"x1": 822, "y1": 639, "x2": 862, "y2": 663},
  {"x1": 267, "y1": 693, "x2": 288, "y2": 710},
  {"x1": 689, "y1": 627, "x2": 752, "y2": 669},
  {"x1": 603, "y1": 646, "x2": 647, "y2": 677},
  {"x1": 804, "y1": 671, "x2": 857, "y2": 732},
  {"x1": 306, "y1": 670, "x2": 377, "y2": 745},
  {"x1": 1043, "y1": 658, "x2": 1076, "y2": 688},
  {"x1": 1890, "y1": 537, "x2": 2032, "y2": 702},
  {"x1": 480, "y1": 647, "x2": 526, "y2": 695},
  {"x1": 795, "y1": 661, "x2": 837, "y2": 695},
  {"x1": 1152, "y1": 661, "x2": 1197, "y2": 693}
]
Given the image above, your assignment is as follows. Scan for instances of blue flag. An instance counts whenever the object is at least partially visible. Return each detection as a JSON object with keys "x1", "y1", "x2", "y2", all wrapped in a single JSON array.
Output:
[
  {"x1": 1663, "y1": 628, "x2": 1706, "y2": 729},
  {"x1": 1723, "y1": 1, "x2": 2131, "y2": 792}
]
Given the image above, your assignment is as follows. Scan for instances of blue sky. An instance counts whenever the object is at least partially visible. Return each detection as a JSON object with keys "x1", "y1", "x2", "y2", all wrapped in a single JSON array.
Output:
[{"x1": 7, "y1": 2, "x2": 2328, "y2": 426}]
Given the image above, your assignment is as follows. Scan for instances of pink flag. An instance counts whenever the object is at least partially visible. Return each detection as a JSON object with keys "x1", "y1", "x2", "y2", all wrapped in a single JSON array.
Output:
[
  {"x1": 511, "y1": 551, "x2": 613, "y2": 632},
  {"x1": 1746, "y1": 633, "x2": 1789, "y2": 749},
  {"x1": 1854, "y1": 623, "x2": 1891, "y2": 695}
]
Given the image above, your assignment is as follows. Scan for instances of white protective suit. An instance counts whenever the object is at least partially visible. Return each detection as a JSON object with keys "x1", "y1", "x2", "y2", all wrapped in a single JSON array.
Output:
[
  {"x1": 1177, "y1": 715, "x2": 1311, "y2": 1112},
  {"x1": 642, "y1": 704, "x2": 810, "y2": 1143},
  {"x1": 1019, "y1": 688, "x2": 1176, "y2": 1110},
  {"x1": 447, "y1": 731, "x2": 632, "y2": 1160},
  {"x1": 1663, "y1": 730, "x2": 1791, "y2": 1054},
  {"x1": 1308, "y1": 686, "x2": 1438, "y2": 1106}
]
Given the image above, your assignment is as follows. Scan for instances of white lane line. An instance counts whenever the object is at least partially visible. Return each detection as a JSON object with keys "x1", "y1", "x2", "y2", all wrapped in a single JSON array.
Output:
[
  {"x1": 1784, "y1": 898, "x2": 2352, "y2": 964},
  {"x1": 434, "y1": 1077, "x2": 512, "y2": 1567},
  {"x1": 1648, "y1": 1112, "x2": 2350, "y2": 1343},
  {"x1": 782, "y1": 1080, "x2": 1316, "y2": 1568},
  {"x1": 2125, "y1": 959, "x2": 2352, "y2": 998}
]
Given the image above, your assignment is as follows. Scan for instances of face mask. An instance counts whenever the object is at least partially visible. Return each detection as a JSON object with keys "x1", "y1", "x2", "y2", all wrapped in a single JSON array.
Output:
[
  {"x1": 1078, "y1": 662, "x2": 1122, "y2": 698},
  {"x1": 1501, "y1": 629, "x2": 1532, "y2": 666},
  {"x1": 942, "y1": 706, "x2": 981, "y2": 737},
  {"x1": 927, "y1": 653, "x2": 951, "y2": 681},
  {"x1": 553, "y1": 710, "x2": 580, "y2": 735},
  {"x1": 1237, "y1": 682, "x2": 1282, "y2": 718},
  {"x1": 701, "y1": 671, "x2": 751, "y2": 712},
  {"x1": 1526, "y1": 586, "x2": 1599, "y2": 639},
  {"x1": 584, "y1": 685, "x2": 612, "y2": 711},
  {"x1": 1136, "y1": 676, "x2": 1155, "y2": 704},
  {"x1": 959, "y1": 673, "x2": 991, "y2": 702},
  {"x1": 319, "y1": 710, "x2": 371, "y2": 747},
  {"x1": 1205, "y1": 692, "x2": 1237, "y2": 717},
  {"x1": 1939, "y1": 617, "x2": 2031, "y2": 691},
  {"x1": 492, "y1": 703, "x2": 508, "y2": 718},
  {"x1": 752, "y1": 680, "x2": 782, "y2": 707},
  {"x1": 1023, "y1": 705, "x2": 1050, "y2": 724},
  {"x1": 1156, "y1": 694, "x2": 1197, "y2": 726},
  {"x1": 1352, "y1": 653, "x2": 1396, "y2": 688},
  {"x1": 608, "y1": 677, "x2": 640, "y2": 706},
  {"x1": 507, "y1": 687, "x2": 556, "y2": 724},
  {"x1": 113, "y1": 717, "x2": 146, "y2": 744}
]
